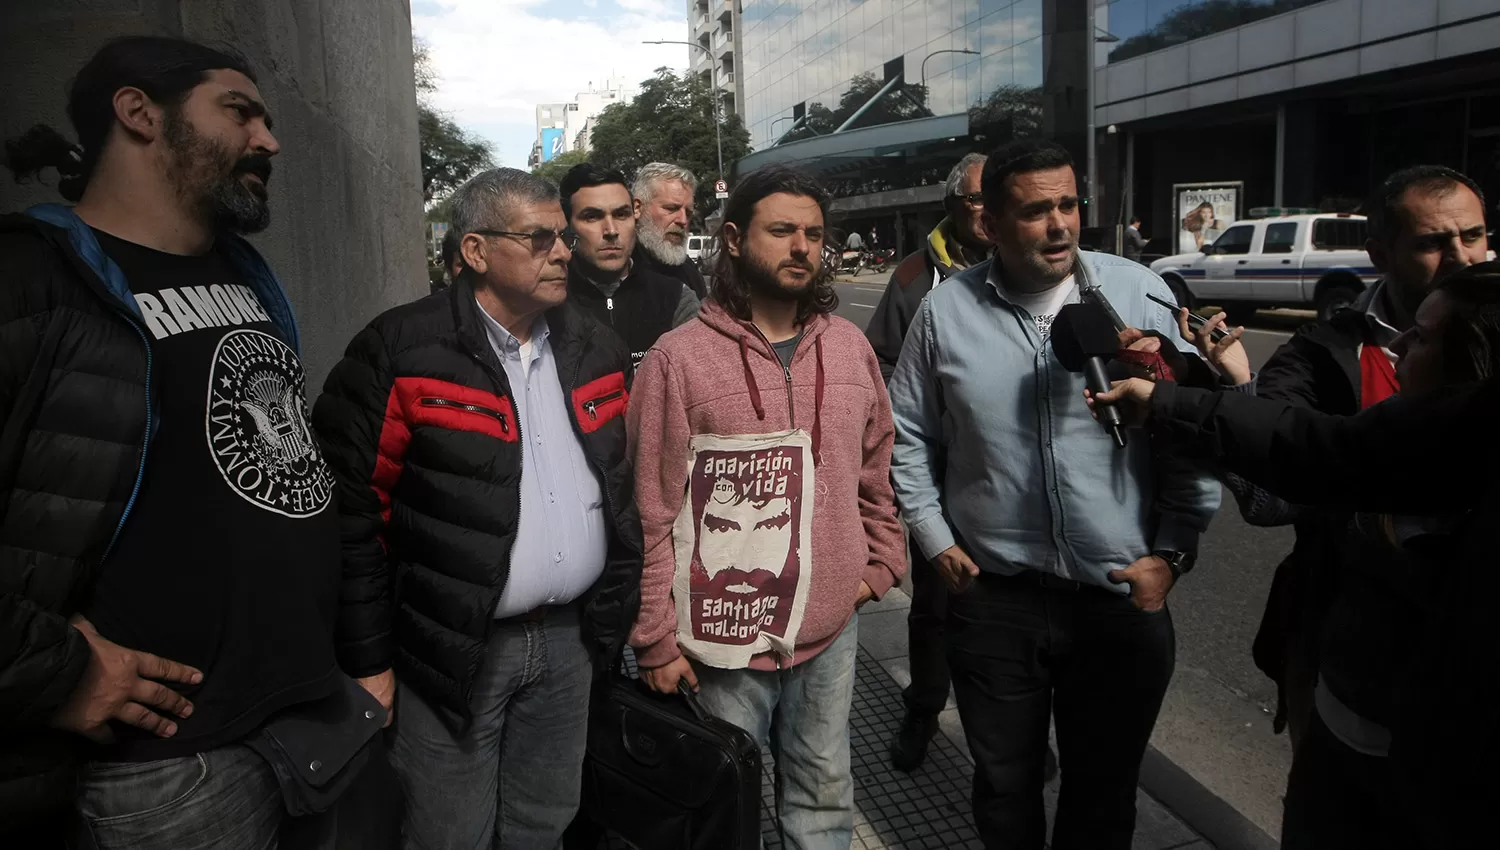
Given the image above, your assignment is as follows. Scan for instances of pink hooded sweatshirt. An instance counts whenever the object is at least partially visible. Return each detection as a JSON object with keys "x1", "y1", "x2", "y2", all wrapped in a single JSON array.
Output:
[{"x1": 627, "y1": 300, "x2": 907, "y2": 671}]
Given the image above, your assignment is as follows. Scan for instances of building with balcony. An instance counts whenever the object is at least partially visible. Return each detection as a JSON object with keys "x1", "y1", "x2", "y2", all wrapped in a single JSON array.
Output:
[
  {"x1": 1092, "y1": 0, "x2": 1500, "y2": 256},
  {"x1": 734, "y1": 0, "x2": 1093, "y2": 257},
  {"x1": 690, "y1": 0, "x2": 746, "y2": 119}
]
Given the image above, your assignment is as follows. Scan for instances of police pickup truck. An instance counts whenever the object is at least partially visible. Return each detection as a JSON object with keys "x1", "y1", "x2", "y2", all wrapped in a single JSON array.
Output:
[{"x1": 1150, "y1": 213, "x2": 1378, "y2": 322}]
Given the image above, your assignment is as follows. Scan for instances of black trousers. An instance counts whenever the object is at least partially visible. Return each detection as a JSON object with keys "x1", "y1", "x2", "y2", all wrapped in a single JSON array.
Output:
[
  {"x1": 903, "y1": 544, "x2": 951, "y2": 717},
  {"x1": 947, "y1": 571, "x2": 1175, "y2": 850},
  {"x1": 1281, "y1": 709, "x2": 1399, "y2": 850}
]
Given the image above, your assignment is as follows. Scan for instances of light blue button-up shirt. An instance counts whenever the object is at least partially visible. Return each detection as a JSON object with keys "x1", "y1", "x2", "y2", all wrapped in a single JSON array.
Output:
[
  {"x1": 476, "y1": 304, "x2": 609, "y2": 618},
  {"x1": 888, "y1": 252, "x2": 1220, "y2": 593}
]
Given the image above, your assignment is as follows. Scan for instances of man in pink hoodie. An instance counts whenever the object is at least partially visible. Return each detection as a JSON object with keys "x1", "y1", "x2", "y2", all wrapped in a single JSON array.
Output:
[{"x1": 627, "y1": 165, "x2": 906, "y2": 848}]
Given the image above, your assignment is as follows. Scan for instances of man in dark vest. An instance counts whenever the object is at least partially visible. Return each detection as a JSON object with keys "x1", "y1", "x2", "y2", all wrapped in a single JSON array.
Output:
[{"x1": 562, "y1": 163, "x2": 698, "y2": 367}]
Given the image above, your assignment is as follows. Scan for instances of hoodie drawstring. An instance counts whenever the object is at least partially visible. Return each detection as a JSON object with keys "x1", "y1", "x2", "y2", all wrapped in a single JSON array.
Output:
[
  {"x1": 812, "y1": 336, "x2": 824, "y2": 467},
  {"x1": 739, "y1": 335, "x2": 766, "y2": 420},
  {"x1": 739, "y1": 332, "x2": 823, "y2": 467}
]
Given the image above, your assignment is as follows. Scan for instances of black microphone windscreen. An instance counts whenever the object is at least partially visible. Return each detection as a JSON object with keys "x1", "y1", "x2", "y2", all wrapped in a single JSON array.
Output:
[{"x1": 1052, "y1": 301, "x2": 1120, "y2": 372}]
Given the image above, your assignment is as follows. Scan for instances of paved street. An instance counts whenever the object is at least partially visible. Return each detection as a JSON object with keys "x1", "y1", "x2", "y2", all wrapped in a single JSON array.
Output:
[{"x1": 833, "y1": 274, "x2": 1308, "y2": 843}]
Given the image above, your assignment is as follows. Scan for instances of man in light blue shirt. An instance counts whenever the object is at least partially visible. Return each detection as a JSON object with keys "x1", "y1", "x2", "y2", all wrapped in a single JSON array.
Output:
[
  {"x1": 888, "y1": 140, "x2": 1219, "y2": 850},
  {"x1": 476, "y1": 312, "x2": 609, "y2": 616}
]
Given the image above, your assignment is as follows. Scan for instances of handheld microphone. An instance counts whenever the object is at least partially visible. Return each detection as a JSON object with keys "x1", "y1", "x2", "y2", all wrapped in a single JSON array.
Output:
[
  {"x1": 1079, "y1": 282, "x2": 1128, "y2": 333},
  {"x1": 1052, "y1": 301, "x2": 1127, "y2": 448}
]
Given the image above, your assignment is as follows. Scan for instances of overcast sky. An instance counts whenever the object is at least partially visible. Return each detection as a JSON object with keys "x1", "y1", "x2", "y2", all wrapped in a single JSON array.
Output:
[{"x1": 412, "y1": 0, "x2": 691, "y2": 168}]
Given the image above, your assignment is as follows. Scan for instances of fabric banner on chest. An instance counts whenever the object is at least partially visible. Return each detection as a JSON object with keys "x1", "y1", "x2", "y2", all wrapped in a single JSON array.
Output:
[{"x1": 672, "y1": 429, "x2": 815, "y2": 669}]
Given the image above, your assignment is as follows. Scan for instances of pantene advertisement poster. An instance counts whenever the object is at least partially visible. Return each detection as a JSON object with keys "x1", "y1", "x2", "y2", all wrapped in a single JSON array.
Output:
[{"x1": 1175, "y1": 182, "x2": 1242, "y2": 254}]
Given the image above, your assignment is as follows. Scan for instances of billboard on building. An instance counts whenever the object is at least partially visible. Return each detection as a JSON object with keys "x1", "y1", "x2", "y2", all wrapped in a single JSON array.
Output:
[
  {"x1": 541, "y1": 128, "x2": 566, "y2": 163},
  {"x1": 1173, "y1": 182, "x2": 1243, "y2": 254}
]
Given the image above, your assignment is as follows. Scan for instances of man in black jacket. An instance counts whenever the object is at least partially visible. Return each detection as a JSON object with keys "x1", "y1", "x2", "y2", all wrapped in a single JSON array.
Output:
[
  {"x1": 866, "y1": 152, "x2": 991, "y2": 771},
  {"x1": 1, "y1": 37, "x2": 355, "y2": 847},
  {"x1": 561, "y1": 162, "x2": 697, "y2": 367},
  {"x1": 313, "y1": 167, "x2": 642, "y2": 848},
  {"x1": 1249, "y1": 165, "x2": 1488, "y2": 748},
  {"x1": 866, "y1": 152, "x2": 991, "y2": 383},
  {"x1": 1092, "y1": 369, "x2": 1500, "y2": 850},
  {"x1": 631, "y1": 161, "x2": 708, "y2": 298}
]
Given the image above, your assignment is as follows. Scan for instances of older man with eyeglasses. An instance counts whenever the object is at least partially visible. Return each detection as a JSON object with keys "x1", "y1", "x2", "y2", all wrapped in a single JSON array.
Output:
[
  {"x1": 866, "y1": 152, "x2": 999, "y2": 773},
  {"x1": 313, "y1": 167, "x2": 643, "y2": 848}
]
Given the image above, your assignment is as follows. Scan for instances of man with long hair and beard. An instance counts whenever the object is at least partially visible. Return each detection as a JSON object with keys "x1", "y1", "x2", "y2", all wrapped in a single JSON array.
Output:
[
  {"x1": 627, "y1": 166, "x2": 905, "y2": 850},
  {"x1": 0, "y1": 37, "x2": 359, "y2": 848}
]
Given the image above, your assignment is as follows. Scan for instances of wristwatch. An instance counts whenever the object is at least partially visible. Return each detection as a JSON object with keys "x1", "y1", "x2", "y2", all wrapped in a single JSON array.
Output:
[{"x1": 1152, "y1": 550, "x2": 1197, "y2": 581}]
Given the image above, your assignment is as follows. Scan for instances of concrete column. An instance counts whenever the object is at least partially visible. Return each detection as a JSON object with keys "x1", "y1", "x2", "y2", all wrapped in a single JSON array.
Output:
[
  {"x1": 0, "y1": 0, "x2": 426, "y2": 388},
  {"x1": 1280, "y1": 101, "x2": 1320, "y2": 210},
  {"x1": 1042, "y1": 0, "x2": 1091, "y2": 187}
]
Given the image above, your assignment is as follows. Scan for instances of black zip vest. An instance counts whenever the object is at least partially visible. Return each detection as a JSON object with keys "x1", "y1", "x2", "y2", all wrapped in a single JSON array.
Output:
[{"x1": 567, "y1": 262, "x2": 683, "y2": 367}]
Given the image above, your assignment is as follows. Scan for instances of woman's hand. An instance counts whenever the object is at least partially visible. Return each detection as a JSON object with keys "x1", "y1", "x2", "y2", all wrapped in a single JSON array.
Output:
[
  {"x1": 1178, "y1": 308, "x2": 1252, "y2": 385},
  {"x1": 1085, "y1": 378, "x2": 1158, "y2": 428}
]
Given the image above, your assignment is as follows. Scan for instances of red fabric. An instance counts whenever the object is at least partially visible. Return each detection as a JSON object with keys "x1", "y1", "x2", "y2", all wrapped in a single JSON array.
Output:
[
  {"x1": 371, "y1": 377, "x2": 519, "y2": 528},
  {"x1": 396, "y1": 376, "x2": 517, "y2": 441},
  {"x1": 572, "y1": 371, "x2": 629, "y2": 434},
  {"x1": 1360, "y1": 344, "x2": 1399, "y2": 409},
  {"x1": 1115, "y1": 346, "x2": 1177, "y2": 382},
  {"x1": 372, "y1": 387, "x2": 410, "y2": 529}
]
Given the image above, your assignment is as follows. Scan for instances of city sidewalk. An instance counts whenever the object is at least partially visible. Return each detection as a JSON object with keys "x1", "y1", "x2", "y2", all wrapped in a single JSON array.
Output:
[
  {"x1": 613, "y1": 584, "x2": 1215, "y2": 850},
  {"x1": 832, "y1": 586, "x2": 1214, "y2": 850}
]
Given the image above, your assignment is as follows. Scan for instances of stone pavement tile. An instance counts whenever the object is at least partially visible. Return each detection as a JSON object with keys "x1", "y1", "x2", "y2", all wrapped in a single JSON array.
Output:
[
  {"x1": 873, "y1": 656, "x2": 959, "y2": 714},
  {"x1": 854, "y1": 609, "x2": 910, "y2": 661},
  {"x1": 860, "y1": 585, "x2": 913, "y2": 614},
  {"x1": 757, "y1": 650, "x2": 980, "y2": 850}
]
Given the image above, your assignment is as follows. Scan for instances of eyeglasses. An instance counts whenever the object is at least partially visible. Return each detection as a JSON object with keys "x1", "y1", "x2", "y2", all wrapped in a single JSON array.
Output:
[
  {"x1": 956, "y1": 192, "x2": 985, "y2": 210},
  {"x1": 470, "y1": 227, "x2": 578, "y2": 254}
]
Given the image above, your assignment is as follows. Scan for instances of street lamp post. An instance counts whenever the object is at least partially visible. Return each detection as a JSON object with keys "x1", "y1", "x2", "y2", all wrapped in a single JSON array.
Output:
[
  {"x1": 644, "y1": 39, "x2": 724, "y2": 184},
  {"x1": 920, "y1": 48, "x2": 980, "y2": 91}
]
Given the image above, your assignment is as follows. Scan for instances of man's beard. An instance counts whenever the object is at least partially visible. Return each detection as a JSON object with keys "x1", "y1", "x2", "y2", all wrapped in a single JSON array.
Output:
[
  {"x1": 740, "y1": 249, "x2": 818, "y2": 305},
  {"x1": 637, "y1": 214, "x2": 688, "y2": 265},
  {"x1": 1007, "y1": 236, "x2": 1076, "y2": 291},
  {"x1": 163, "y1": 111, "x2": 272, "y2": 235}
]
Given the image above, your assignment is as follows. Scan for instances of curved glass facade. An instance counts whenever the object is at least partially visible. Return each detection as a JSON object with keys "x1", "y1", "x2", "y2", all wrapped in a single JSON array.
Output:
[
  {"x1": 1097, "y1": 0, "x2": 1327, "y2": 65},
  {"x1": 741, "y1": 0, "x2": 1046, "y2": 151}
]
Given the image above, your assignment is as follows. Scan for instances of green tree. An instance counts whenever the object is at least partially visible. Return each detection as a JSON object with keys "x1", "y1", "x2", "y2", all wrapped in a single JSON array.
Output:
[
  {"x1": 531, "y1": 149, "x2": 590, "y2": 185},
  {"x1": 587, "y1": 68, "x2": 752, "y2": 213},
  {"x1": 968, "y1": 84, "x2": 1043, "y2": 142},
  {"x1": 414, "y1": 39, "x2": 495, "y2": 204}
]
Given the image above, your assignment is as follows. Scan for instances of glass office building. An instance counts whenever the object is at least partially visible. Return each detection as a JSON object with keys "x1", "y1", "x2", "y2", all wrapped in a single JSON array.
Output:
[
  {"x1": 742, "y1": 0, "x2": 1046, "y2": 151},
  {"x1": 736, "y1": 0, "x2": 1093, "y2": 254},
  {"x1": 1097, "y1": 0, "x2": 1326, "y2": 65},
  {"x1": 1091, "y1": 0, "x2": 1500, "y2": 260}
]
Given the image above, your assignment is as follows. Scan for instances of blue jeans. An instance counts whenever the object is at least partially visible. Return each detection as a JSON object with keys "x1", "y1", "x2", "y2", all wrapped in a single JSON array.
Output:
[
  {"x1": 389, "y1": 607, "x2": 592, "y2": 850},
  {"x1": 75, "y1": 744, "x2": 332, "y2": 850},
  {"x1": 693, "y1": 614, "x2": 859, "y2": 850}
]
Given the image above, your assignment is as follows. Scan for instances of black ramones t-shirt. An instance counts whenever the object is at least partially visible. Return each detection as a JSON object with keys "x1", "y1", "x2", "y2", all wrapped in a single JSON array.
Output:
[{"x1": 83, "y1": 229, "x2": 342, "y2": 761}]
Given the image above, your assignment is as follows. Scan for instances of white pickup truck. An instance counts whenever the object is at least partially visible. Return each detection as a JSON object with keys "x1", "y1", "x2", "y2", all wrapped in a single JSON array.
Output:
[{"x1": 1150, "y1": 214, "x2": 1379, "y2": 322}]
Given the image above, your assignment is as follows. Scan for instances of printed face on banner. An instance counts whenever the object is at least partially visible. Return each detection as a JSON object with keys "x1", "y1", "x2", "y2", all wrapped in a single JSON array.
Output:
[{"x1": 687, "y1": 446, "x2": 805, "y2": 645}]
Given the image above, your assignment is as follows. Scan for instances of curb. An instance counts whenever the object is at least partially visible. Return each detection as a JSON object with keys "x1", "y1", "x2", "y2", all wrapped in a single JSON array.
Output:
[{"x1": 1138, "y1": 745, "x2": 1279, "y2": 850}]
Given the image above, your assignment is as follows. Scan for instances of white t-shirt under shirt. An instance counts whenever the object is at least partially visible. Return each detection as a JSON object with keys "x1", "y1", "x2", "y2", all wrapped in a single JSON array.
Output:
[{"x1": 1003, "y1": 275, "x2": 1077, "y2": 337}]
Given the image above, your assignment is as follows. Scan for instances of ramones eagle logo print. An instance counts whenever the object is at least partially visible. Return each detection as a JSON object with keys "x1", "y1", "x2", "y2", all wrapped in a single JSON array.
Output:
[{"x1": 205, "y1": 329, "x2": 333, "y2": 518}]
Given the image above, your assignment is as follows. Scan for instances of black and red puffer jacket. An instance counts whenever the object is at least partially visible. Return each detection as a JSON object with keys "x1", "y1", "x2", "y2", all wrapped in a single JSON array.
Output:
[{"x1": 312, "y1": 279, "x2": 642, "y2": 725}]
